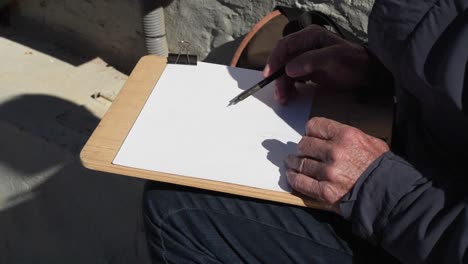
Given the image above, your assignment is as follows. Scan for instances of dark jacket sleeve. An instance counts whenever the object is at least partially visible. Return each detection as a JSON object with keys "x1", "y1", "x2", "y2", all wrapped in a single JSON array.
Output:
[
  {"x1": 424, "y1": 8, "x2": 468, "y2": 116},
  {"x1": 340, "y1": 152, "x2": 468, "y2": 263}
]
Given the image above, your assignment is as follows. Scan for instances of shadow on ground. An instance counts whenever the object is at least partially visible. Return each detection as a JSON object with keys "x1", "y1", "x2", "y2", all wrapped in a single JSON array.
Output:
[{"x1": 0, "y1": 95, "x2": 150, "y2": 264}]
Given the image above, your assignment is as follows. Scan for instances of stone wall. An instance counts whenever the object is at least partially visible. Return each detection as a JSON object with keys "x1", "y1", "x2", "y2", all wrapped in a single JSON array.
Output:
[
  {"x1": 10, "y1": 0, "x2": 147, "y2": 73},
  {"x1": 165, "y1": 0, "x2": 374, "y2": 65},
  {"x1": 9, "y1": 0, "x2": 374, "y2": 71}
]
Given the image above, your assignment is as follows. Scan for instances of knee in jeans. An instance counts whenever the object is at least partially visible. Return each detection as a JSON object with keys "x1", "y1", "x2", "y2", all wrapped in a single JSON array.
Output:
[{"x1": 143, "y1": 183, "x2": 196, "y2": 226}]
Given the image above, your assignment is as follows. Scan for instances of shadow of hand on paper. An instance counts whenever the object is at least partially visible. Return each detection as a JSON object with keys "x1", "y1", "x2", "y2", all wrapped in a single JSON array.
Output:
[
  {"x1": 227, "y1": 67, "x2": 313, "y2": 135},
  {"x1": 262, "y1": 139, "x2": 297, "y2": 192}
]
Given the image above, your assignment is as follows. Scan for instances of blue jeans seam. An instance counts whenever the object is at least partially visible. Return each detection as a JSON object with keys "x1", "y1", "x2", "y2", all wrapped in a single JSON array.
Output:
[
  {"x1": 159, "y1": 207, "x2": 352, "y2": 257},
  {"x1": 158, "y1": 216, "x2": 169, "y2": 264}
]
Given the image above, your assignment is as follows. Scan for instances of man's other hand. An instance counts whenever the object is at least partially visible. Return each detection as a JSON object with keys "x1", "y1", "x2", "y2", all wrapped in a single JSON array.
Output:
[
  {"x1": 263, "y1": 25, "x2": 370, "y2": 104},
  {"x1": 285, "y1": 117, "x2": 389, "y2": 214}
]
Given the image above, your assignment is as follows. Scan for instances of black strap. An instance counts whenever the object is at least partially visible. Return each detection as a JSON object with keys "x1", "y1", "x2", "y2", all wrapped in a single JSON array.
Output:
[
  {"x1": 274, "y1": 6, "x2": 303, "y2": 21},
  {"x1": 275, "y1": 6, "x2": 364, "y2": 44}
]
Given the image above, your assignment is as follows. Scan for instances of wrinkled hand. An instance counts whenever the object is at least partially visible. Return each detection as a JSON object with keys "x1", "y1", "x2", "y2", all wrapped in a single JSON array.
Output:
[
  {"x1": 285, "y1": 117, "x2": 389, "y2": 214},
  {"x1": 263, "y1": 25, "x2": 370, "y2": 104}
]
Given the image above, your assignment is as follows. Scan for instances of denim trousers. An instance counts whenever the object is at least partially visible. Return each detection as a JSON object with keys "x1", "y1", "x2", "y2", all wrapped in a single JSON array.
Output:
[{"x1": 143, "y1": 182, "x2": 398, "y2": 264}]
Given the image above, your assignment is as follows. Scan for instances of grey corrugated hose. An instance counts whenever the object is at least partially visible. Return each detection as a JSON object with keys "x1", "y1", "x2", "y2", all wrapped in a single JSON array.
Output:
[{"x1": 143, "y1": 6, "x2": 168, "y2": 56}]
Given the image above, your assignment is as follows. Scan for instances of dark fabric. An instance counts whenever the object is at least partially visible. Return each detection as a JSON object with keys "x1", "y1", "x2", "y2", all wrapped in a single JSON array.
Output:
[
  {"x1": 143, "y1": 182, "x2": 398, "y2": 264},
  {"x1": 464, "y1": 61, "x2": 468, "y2": 114},
  {"x1": 361, "y1": 43, "x2": 394, "y2": 97},
  {"x1": 342, "y1": 0, "x2": 468, "y2": 263}
]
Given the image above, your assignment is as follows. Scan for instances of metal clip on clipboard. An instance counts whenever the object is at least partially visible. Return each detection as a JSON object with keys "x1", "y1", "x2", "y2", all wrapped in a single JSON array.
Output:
[{"x1": 167, "y1": 40, "x2": 198, "y2": 65}]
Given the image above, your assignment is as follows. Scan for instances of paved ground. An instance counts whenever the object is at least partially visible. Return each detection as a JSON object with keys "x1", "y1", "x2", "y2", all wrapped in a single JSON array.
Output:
[{"x1": 0, "y1": 26, "x2": 151, "y2": 264}]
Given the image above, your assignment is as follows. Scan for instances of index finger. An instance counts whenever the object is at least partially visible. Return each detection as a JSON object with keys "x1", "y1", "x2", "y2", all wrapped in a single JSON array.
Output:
[
  {"x1": 263, "y1": 25, "x2": 342, "y2": 77},
  {"x1": 306, "y1": 117, "x2": 345, "y2": 140}
]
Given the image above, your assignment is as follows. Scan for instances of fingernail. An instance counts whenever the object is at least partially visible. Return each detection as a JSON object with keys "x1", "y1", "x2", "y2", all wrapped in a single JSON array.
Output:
[{"x1": 263, "y1": 64, "x2": 270, "y2": 77}]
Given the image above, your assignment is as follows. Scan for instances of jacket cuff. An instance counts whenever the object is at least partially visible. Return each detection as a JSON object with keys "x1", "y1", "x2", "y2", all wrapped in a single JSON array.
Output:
[
  {"x1": 339, "y1": 152, "x2": 425, "y2": 244},
  {"x1": 339, "y1": 153, "x2": 385, "y2": 219}
]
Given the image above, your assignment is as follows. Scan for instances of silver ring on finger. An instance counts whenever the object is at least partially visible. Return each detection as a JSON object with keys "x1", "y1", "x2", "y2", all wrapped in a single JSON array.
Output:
[{"x1": 299, "y1": 158, "x2": 306, "y2": 174}]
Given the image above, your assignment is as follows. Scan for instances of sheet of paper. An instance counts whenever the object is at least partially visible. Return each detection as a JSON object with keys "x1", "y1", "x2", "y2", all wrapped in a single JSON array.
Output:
[{"x1": 113, "y1": 62, "x2": 312, "y2": 193}]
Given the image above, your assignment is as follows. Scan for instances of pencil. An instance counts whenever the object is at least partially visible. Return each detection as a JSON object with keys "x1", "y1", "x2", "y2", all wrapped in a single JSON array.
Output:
[{"x1": 228, "y1": 67, "x2": 285, "y2": 106}]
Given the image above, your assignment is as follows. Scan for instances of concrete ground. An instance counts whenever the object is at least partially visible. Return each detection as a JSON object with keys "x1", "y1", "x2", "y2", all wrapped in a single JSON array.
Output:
[{"x1": 0, "y1": 26, "x2": 151, "y2": 263}]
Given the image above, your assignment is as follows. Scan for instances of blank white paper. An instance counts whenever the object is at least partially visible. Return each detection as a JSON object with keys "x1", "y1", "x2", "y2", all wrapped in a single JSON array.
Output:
[{"x1": 113, "y1": 62, "x2": 312, "y2": 193}]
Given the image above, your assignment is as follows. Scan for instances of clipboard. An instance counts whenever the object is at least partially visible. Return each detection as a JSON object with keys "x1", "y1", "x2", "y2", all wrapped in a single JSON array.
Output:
[
  {"x1": 80, "y1": 54, "x2": 393, "y2": 210},
  {"x1": 80, "y1": 55, "x2": 329, "y2": 209}
]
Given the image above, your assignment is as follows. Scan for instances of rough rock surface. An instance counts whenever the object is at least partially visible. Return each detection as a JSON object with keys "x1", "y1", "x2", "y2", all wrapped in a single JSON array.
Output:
[
  {"x1": 165, "y1": 0, "x2": 374, "y2": 65},
  {"x1": 12, "y1": 0, "x2": 148, "y2": 73}
]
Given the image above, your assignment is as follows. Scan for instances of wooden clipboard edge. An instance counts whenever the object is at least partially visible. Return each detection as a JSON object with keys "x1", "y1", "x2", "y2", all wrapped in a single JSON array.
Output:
[
  {"x1": 80, "y1": 55, "x2": 167, "y2": 172},
  {"x1": 80, "y1": 55, "x2": 328, "y2": 210},
  {"x1": 84, "y1": 158, "x2": 326, "y2": 209}
]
